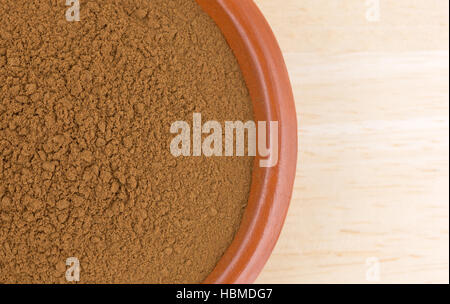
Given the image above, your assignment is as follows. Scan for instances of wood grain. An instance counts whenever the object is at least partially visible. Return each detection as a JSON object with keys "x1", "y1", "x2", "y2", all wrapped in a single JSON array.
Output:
[{"x1": 253, "y1": 0, "x2": 449, "y2": 284}]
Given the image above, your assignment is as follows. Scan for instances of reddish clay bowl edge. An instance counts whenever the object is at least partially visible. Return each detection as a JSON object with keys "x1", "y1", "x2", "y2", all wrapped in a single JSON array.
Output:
[{"x1": 196, "y1": 0, "x2": 298, "y2": 284}]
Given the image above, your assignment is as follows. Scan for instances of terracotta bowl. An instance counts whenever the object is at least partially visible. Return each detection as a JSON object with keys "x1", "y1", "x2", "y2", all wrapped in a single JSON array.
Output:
[{"x1": 196, "y1": 0, "x2": 298, "y2": 284}]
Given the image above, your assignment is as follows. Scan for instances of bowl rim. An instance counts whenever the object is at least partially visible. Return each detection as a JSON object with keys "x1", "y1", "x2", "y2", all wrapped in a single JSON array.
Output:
[{"x1": 196, "y1": 0, "x2": 298, "y2": 284}]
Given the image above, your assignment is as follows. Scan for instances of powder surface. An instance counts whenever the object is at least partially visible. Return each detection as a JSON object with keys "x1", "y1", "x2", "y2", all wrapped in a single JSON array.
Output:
[{"x1": 0, "y1": 0, "x2": 254, "y2": 283}]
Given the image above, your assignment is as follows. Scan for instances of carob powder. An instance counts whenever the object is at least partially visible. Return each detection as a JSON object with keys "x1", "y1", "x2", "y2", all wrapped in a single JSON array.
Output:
[{"x1": 0, "y1": 0, "x2": 254, "y2": 283}]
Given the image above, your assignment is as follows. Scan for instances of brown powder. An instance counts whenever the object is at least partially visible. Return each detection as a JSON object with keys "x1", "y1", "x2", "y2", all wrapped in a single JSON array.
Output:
[{"x1": 0, "y1": 0, "x2": 254, "y2": 283}]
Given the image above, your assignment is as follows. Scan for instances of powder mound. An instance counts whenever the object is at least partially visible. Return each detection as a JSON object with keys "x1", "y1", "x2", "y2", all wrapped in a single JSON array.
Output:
[{"x1": 0, "y1": 0, "x2": 253, "y2": 283}]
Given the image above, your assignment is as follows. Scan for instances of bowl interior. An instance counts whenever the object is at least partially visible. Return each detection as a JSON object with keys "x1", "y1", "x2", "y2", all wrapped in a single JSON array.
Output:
[{"x1": 196, "y1": 0, "x2": 298, "y2": 284}]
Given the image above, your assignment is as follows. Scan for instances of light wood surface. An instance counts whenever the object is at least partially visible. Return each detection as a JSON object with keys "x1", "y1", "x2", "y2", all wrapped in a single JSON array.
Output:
[{"x1": 253, "y1": 0, "x2": 449, "y2": 284}]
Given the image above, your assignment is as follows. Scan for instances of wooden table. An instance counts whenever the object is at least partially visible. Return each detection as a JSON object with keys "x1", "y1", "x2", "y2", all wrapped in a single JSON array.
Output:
[{"x1": 253, "y1": 0, "x2": 449, "y2": 284}]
